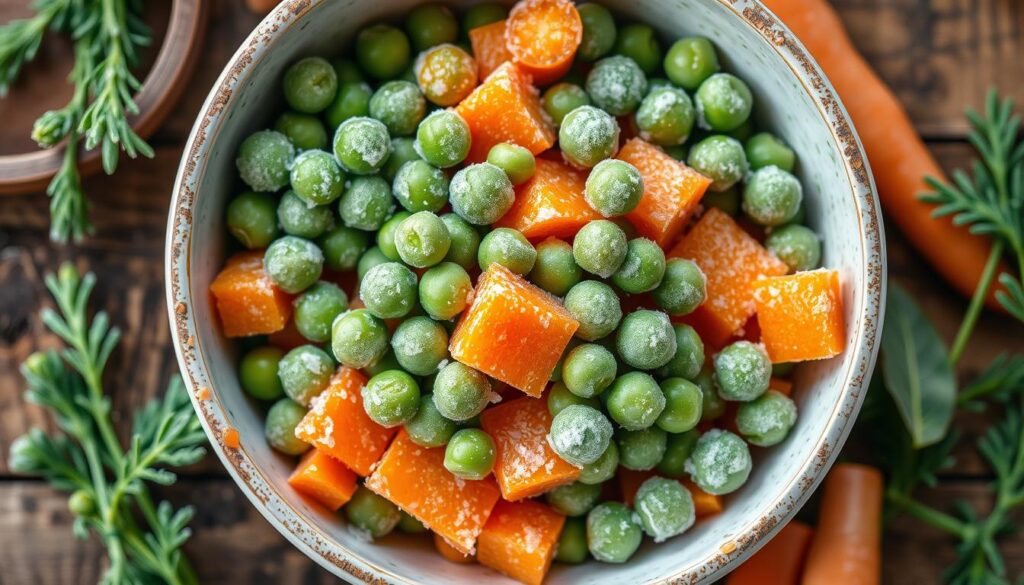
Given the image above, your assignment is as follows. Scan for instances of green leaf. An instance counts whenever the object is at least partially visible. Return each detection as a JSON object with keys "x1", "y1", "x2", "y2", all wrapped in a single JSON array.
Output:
[{"x1": 881, "y1": 284, "x2": 958, "y2": 447}]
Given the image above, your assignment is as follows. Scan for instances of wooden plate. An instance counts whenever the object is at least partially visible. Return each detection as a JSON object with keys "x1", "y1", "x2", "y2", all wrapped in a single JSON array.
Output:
[{"x1": 0, "y1": 0, "x2": 208, "y2": 195}]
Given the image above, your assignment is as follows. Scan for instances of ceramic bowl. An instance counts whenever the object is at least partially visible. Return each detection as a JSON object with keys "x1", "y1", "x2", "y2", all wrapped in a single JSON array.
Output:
[{"x1": 166, "y1": 0, "x2": 885, "y2": 582}]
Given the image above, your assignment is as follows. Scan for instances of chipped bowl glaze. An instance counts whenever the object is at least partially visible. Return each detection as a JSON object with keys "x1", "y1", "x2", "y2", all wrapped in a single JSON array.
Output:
[{"x1": 165, "y1": 0, "x2": 885, "y2": 582}]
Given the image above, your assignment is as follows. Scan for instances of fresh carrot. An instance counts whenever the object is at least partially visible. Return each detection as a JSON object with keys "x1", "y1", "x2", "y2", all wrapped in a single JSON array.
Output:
[
  {"x1": 287, "y1": 449, "x2": 359, "y2": 511},
  {"x1": 209, "y1": 252, "x2": 292, "y2": 337},
  {"x1": 759, "y1": 0, "x2": 1004, "y2": 310},
  {"x1": 801, "y1": 463, "x2": 882, "y2": 585},
  {"x1": 727, "y1": 521, "x2": 813, "y2": 585},
  {"x1": 504, "y1": 0, "x2": 582, "y2": 85},
  {"x1": 493, "y1": 158, "x2": 599, "y2": 240},
  {"x1": 434, "y1": 532, "x2": 475, "y2": 564},
  {"x1": 753, "y1": 269, "x2": 846, "y2": 363},
  {"x1": 476, "y1": 499, "x2": 565, "y2": 585},
  {"x1": 469, "y1": 20, "x2": 512, "y2": 79}
]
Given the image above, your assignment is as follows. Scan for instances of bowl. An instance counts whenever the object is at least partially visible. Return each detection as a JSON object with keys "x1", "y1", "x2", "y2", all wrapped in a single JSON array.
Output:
[{"x1": 165, "y1": 0, "x2": 885, "y2": 582}]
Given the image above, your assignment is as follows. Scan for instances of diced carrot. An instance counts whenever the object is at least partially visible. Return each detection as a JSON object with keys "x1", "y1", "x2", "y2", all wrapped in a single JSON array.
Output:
[
  {"x1": 268, "y1": 318, "x2": 307, "y2": 350},
  {"x1": 752, "y1": 269, "x2": 846, "y2": 363},
  {"x1": 287, "y1": 449, "x2": 358, "y2": 511},
  {"x1": 683, "y1": 479, "x2": 724, "y2": 518},
  {"x1": 455, "y1": 62, "x2": 555, "y2": 163},
  {"x1": 365, "y1": 430, "x2": 501, "y2": 555},
  {"x1": 493, "y1": 158, "x2": 600, "y2": 240},
  {"x1": 209, "y1": 251, "x2": 292, "y2": 337},
  {"x1": 477, "y1": 499, "x2": 565, "y2": 585},
  {"x1": 451, "y1": 264, "x2": 578, "y2": 396},
  {"x1": 769, "y1": 377, "x2": 793, "y2": 396},
  {"x1": 670, "y1": 209, "x2": 788, "y2": 347},
  {"x1": 726, "y1": 521, "x2": 813, "y2": 585},
  {"x1": 294, "y1": 367, "x2": 397, "y2": 476},
  {"x1": 480, "y1": 396, "x2": 580, "y2": 500},
  {"x1": 619, "y1": 470, "x2": 722, "y2": 517},
  {"x1": 504, "y1": 0, "x2": 582, "y2": 86},
  {"x1": 618, "y1": 138, "x2": 713, "y2": 248},
  {"x1": 469, "y1": 20, "x2": 512, "y2": 79},
  {"x1": 435, "y1": 532, "x2": 475, "y2": 564}
]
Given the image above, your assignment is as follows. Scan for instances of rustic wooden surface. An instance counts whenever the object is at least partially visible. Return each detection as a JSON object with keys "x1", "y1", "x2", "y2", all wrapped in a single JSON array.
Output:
[{"x1": 1, "y1": 0, "x2": 1023, "y2": 583}]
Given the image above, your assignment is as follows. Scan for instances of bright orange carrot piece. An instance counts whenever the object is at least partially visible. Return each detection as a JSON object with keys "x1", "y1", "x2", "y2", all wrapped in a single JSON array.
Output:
[
  {"x1": 493, "y1": 158, "x2": 600, "y2": 240},
  {"x1": 802, "y1": 464, "x2": 882, "y2": 585},
  {"x1": 753, "y1": 269, "x2": 845, "y2": 363},
  {"x1": 451, "y1": 264, "x2": 578, "y2": 396},
  {"x1": 480, "y1": 396, "x2": 580, "y2": 500},
  {"x1": 617, "y1": 138, "x2": 713, "y2": 248},
  {"x1": 726, "y1": 521, "x2": 813, "y2": 585},
  {"x1": 455, "y1": 62, "x2": 555, "y2": 163},
  {"x1": 435, "y1": 532, "x2": 475, "y2": 564},
  {"x1": 287, "y1": 449, "x2": 359, "y2": 511},
  {"x1": 670, "y1": 209, "x2": 787, "y2": 347},
  {"x1": 469, "y1": 20, "x2": 512, "y2": 79},
  {"x1": 294, "y1": 367, "x2": 397, "y2": 476},
  {"x1": 477, "y1": 499, "x2": 566, "y2": 585},
  {"x1": 365, "y1": 430, "x2": 501, "y2": 555},
  {"x1": 209, "y1": 251, "x2": 292, "y2": 337},
  {"x1": 504, "y1": 0, "x2": 582, "y2": 85},
  {"x1": 769, "y1": 377, "x2": 794, "y2": 396}
]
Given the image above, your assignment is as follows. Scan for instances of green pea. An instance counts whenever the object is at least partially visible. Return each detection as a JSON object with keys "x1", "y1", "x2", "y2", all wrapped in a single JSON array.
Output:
[
  {"x1": 433, "y1": 362, "x2": 492, "y2": 421},
  {"x1": 239, "y1": 346, "x2": 285, "y2": 400},
  {"x1": 725, "y1": 117, "x2": 755, "y2": 142},
  {"x1": 444, "y1": 428, "x2": 496, "y2": 480},
  {"x1": 742, "y1": 166, "x2": 803, "y2": 226},
  {"x1": 696, "y1": 368, "x2": 726, "y2": 421},
  {"x1": 766, "y1": 224, "x2": 821, "y2": 273},
  {"x1": 364, "y1": 350, "x2": 401, "y2": 378},
  {"x1": 664, "y1": 37, "x2": 719, "y2": 91},
  {"x1": 686, "y1": 429, "x2": 751, "y2": 495},
  {"x1": 547, "y1": 381, "x2": 601, "y2": 416},
  {"x1": 363, "y1": 370, "x2": 421, "y2": 427},
  {"x1": 573, "y1": 219, "x2": 628, "y2": 278},
  {"x1": 657, "y1": 429, "x2": 699, "y2": 477},
  {"x1": 290, "y1": 150, "x2": 346, "y2": 206},
  {"x1": 586, "y1": 502, "x2": 642, "y2": 563},
  {"x1": 695, "y1": 73, "x2": 753, "y2": 132},
  {"x1": 331, "y1": 308, "x2": 389, "y2": 369},
  {"x1": 656, "y1": 377, "x2": 703, "y2": 433},
  {"x1": 391, "y1": 316, "x2": 449, "y2": 376},
  {"x1": 528, "y1": 237, "x2": 582, "y2": 296},
  {"x1": 714, "y1": 340, "x2": 771, "y2": 402},
  {"x1": 653, "y1": 258, "x2": 706, "y2": 316},
  {"x1": 368, "y1": 81, "x2": 426, "y2": 138},
  {"x1": 542, "y1": 83, "x2": 592, "y2": 126},
  {"x1": 227, "y1": 191, "x2": 279, "y2": 249},
  {"x1": 578, "y1": 441, "x2": 618, "y2": 485},
  {"x1": 333, "y1": 117, "x2": 391, "y2": 175},
  {"x1": 556, "y1": 517, "x2": 589, "y2": 563},
  {"x1": 606, "y1": 371, "x2": 665, "y2": 430},
  {"x1": 264, "y1": 236, "x2": 323, "y2": 294},
  {"x1": 559, "y1": 105, "x2": 620, "y2": 168},
  {"x1": 586, "y1": 55, "x2": 647, "y2": 116},
  {"x1": 462, "y1": 3, "x2": 506, "y2": 31},
  {"x1": 410, "y1": 111, "x2": 470, "y2": 171},
  {"x1": 377, "y1": 211, "x2": 413, "y2": 260},
  {"x1": 278, "y1": 344, "x2": 335, "y2": 406},
  {"x1": 440, "y1": 213, "x2": 481, "y2": 270},
  {"x1": 325, "y1": 81, "x2": 373, "y2": 128},
  {"x1": 395, "y1": 211, "x2": 451, "y2": 268},
  {"x1": 338, "y1": 175, "x2": 394, "y2": 231},
  {"x1": 616, "y1": 309, "x2": 676, "y2": 370},
  {"x1": 746, "y1": 132, "x2": 796, "y2": 172},
  {"x1": 277, "y1": 191, "x2": 334, "y2": 239},
  {"x1": 294, "y1": 282, "x2": 349, "y2": 343},
  {"x1": 477, "y1": 227, "x2": 536, "y2": 275},
  {"x1": 486, "y1": 143, "x2": 536, "y2": 185},
  {"x1": 360, "y1": 262, "x2": 418, "y2": 319},
  {"x1": 561, "y1": 343, "x2": 617, "y2": 399},
  {"x1": 660, "y1": 324, "x2": 705, "y2": 381},
  {"x1": 635, "y1": 86, "x2": 695, "y2": 146},
  {"x1": 449, "y1": 163, "x2": 515, "y2": 225},
  {"x1": 405, "y1": 394, "x2": 458, "y2": 448},
  {"x1": 584, "y1": 159, "x2": 643, "y2": 217},
  {"x1": 397, "y1": 511, "x2": 428, "y2": 534},
  {"x1": 419, "y1": 262, "x2": 473, "y2": 320},
  {"x1": 576, "y1": 3, "x2": 616, "y2": 62},
  {"x1": 356, "y1": 25, "x2": 411, "y2": 80},
  {"x1": 736, "y1": 390, "x2": 798, "y2": 447},
  {"x1": 320, "y1": 226, "x2": 369, "y2": 271},
  {"x1": 265, "y1": 398, "x2": 311, "y2": 456},
  {"x1": 618, "y1": 426, "x2": 667, "y2": 470},
  {"x1": 275, "y1": 112, "x2": 328, "y2": 150},
  {"x1": 546, "y1": 482, "x2": 602, "y2": 517},
  {"x1": 236, "y1": 130, "x2": 294, "y2": 192},
  {"x1": 383, "y1": 137, "x2": 422, "y2": 181},
  {"x1": 702, "y1": 186, "x2": 740, "y2": 215},
  {"x1": 635, "y1": 476, "x2": 695, "y2": 541},
  {"x1": 332, "y1": 58, "x2": 365, "y2": 85},
  {"x1": 687, "y1": 134, "x2": 749, "y2": 192},
  {"x1": 613, "y1": 24, "x2": 661, "y2": 75},
  {"x1": 548, "y1": 405, "x2": 614, "y2": 466},
  {"x1": 283, "y1": 57, "x2": 337, "y2": 114},
  {"x1": 357, "y1": 246, "x2": 390, "y2": 281},
  {"x1": 612, "y1": 238, "x2": 666, "y2": 294},
  {"x1": 345, "y1": 486, "x2": 401, "y2": 537},
  {"x1": 564, "y1": 280, "x2": 622, "y2": 340},
  {"x1": 405, "y1": 3, "x2": 458, "y2": 51}
]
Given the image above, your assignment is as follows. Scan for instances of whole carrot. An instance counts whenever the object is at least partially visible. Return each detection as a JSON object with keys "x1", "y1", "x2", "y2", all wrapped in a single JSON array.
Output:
[
  {"x1": 761, "y1": 0, "x2": 1005, "y2": 310},
  {"x1": 801, "y1": 463, "x2": 882, "y2": 585},
  {"x1": 727, "y1": 520, "x2": 813, "y2": 585}
]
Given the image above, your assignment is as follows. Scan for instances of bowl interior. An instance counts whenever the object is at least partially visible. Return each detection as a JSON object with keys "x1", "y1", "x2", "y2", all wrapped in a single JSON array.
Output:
[{"x1": 167, "y1": 0, "x2": 883, "y2": 582}]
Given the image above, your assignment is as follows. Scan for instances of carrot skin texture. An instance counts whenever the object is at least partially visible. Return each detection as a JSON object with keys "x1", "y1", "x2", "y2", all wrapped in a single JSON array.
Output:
[{"x1": 727, "y1": 521, "x2": 813, "y2": 585}]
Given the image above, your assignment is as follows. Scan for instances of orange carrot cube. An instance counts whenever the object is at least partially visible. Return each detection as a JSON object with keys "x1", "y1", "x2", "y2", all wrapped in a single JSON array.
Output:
[
  {"x1": 287, "y1": 449, "x2": 358, "y2": 511},
  {"x1": 209, "y1": 251, "x2": 292, "y2": 337},
  {"x1": 617, "y1": 138, "x2": 713, "y2": 248},
  {"x1": 477, "y1": 499, "x2": 565, "y2": 585},
  {"x1": 504, "y1": 0, "x2": 582, "y2": 86},
  {"x1": 494, "y1": 158, "x2": 600, "y2": 240},
  {"x1": 435, "y1": 532, "x2": 475, "y2": 564},
  {"x1": 468, "y1": 20, "x2": 512, "y2": 79},
  {"x1": 450, "y1": 264, "x2": 578, "y2": 396},
  {"x1": 480, "y1": 396, "x2": 580, "y2": 500},
  {"x1": 670, "y1": 208, "x2": 788, "y2": 347},
  {"x1": 752, "y1": 269, "x2": 846, "y2": 363},
  {"x1": 684, "y1": 479, "x2": 725, "y2": 518},
  {"x1": 769, "y1": 377, "x2": 794, "y2": 396},
  {"x1": 365, "y1": 430, "x2": 501, "y2": 555},
  {"x1": 294, "y1": 367, "x2": 397, "y2": 476},
  {"x1": 455, "y1": 62, "x2": 555, "y2": 163}
]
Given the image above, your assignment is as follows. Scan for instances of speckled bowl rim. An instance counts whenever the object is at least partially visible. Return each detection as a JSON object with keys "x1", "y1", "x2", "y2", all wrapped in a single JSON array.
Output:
[{"x1": 165, "y1": 0, "x2": 886, "y2": 582}]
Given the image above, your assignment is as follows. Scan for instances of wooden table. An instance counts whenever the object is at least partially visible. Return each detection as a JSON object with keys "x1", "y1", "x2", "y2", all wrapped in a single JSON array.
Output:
[{"x1": 1, "y1": 0, "x2": 1022, "y2": 582}]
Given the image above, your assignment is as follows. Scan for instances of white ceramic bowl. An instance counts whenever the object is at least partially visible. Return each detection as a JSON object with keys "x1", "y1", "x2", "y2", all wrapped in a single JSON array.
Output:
[{"x1": 166, "y1": 0, "x2": 885, "y2": 582}]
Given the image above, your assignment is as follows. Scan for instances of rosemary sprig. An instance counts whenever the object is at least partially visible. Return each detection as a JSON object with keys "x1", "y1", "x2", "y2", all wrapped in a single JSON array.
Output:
[
  {"x1": 7, "y1": 264, "x2": 206, "y2": 585},
  {"x1": 0, "y1": 0, "x2": 79, "y2": 94}
]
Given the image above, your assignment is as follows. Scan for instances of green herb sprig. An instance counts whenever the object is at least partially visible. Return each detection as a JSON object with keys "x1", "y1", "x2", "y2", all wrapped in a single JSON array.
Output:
[{"x1": 7, "y1": 264, "x2": 205, "y2": 585}]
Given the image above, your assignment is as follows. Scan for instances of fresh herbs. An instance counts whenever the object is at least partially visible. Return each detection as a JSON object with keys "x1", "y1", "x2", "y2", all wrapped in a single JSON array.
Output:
[
  {"x1": 7, "y1": 264, "x2": 205, "y2": 585},
  {"x1": 0, "y1": 0, "x2": 154, "y2": 242}
]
